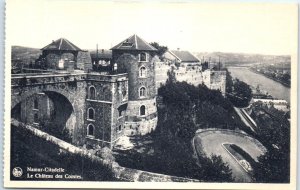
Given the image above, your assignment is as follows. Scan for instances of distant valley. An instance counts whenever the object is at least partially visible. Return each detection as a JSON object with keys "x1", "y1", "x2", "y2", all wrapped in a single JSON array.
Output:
[
  {"x1": 11, "y1": 46, "x2": 291, "y2": 68},
  {"x1": 194, "y1": 52, "x2": 291, "y2": 68}
]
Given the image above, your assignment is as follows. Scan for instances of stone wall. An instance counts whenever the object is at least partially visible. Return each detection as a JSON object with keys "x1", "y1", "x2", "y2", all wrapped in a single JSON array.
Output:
[
  {"x1": 18, "y1": 93, "x2": 53, "y2": 124},
  {"x1": 125, "y1": 98, "x2": 157, "y2": 118},
  {"x1": 12, "y1": 119, "x2": 199, "y2": 182},
  {"x1": 155, "y1": 62, "x2": 170, "y2": 90},
  {"x1": 155, "y1": 62, "x2": 226, "y2": 96},
  {"x1": 202, "y1": 70, "x2": 226, "y2": 96},
  {"x1": 175, "y1": 65, "x2": 203, "y2": 86},
  {"x1": 77, "y1": 51, "x2": 92, "y2": 70},
  {"x1": 45, "y1": 52, "x2": 75, "y2": 70}
]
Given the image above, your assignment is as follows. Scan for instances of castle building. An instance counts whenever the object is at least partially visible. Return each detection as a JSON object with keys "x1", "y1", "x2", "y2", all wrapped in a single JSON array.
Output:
[
  {"x1": 12, "y1": 35, "x2": 225, "y2": 149},
  {"x1": 90, "y1": 49, "x2": 112, "y2": 66},
  {"x1": 35, "y1": 38, "x2": 92, "y2": 71},
  {"x1": 164, "y1": 50, "x2": 201, "y2": 67},
  {"x1": 12, "y1": 35, "x2": 158, "y2": 149},
  {"x1": 156, "y1": 50, "x2": 226, "y2": 95},
  {"x1": 111, "y1": 34, "x2": 158, "y2": 135}
]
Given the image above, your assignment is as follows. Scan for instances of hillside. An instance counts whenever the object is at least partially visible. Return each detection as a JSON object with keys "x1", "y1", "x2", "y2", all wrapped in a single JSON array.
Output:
[
  {"x1": 11, "y1": 45, "x2": 291, "y2": 69},
  {"x1": 194, "y1": 52, "x2": 291, "y2": 68},
  {"x1": 11, "y1": 46, "x2": 41, "y2": 67}
]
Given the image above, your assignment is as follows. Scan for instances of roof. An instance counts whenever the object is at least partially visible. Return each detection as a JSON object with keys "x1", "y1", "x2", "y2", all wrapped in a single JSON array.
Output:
[
  {"x1": 41, "y1": 38, "x2": 82, "y2": 51},
  {"x1": 90, "y1": 50, "x2": 112, "y2": 59},
  {"x1": 169, "y1": 50, "x2": 200, "y2": 62},
  {"x1": 111, "y1": 34, "x2": 157, "y2": 51}
]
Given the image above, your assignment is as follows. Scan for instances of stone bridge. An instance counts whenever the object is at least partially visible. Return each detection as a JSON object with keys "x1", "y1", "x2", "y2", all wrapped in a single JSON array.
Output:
[
  {"x1": 11, "y1": 72, "x2": 129, "y2": 147},
  {"x1": 11, "y1": 73, "x2": 88, "y2": 145}
]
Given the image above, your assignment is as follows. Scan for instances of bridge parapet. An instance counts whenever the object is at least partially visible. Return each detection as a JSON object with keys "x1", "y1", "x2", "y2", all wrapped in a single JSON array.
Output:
[
  {"x1": 11, "y1": 73, "x2": 87, "y2": 87},
  {"x1": 86, "y1": 73, "x2": 128, "y2": 82},
  {"x1": 11, "y1": 73, "x2": 128, "y2": 87}
]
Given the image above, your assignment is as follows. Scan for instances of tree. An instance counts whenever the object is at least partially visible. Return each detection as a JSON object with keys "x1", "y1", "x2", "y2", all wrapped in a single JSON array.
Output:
[
  {"x1": 225, "y1": 69, "x2": 233, "y2": 94},
  {"x1": 229, "y1": 79, "x2": 252, "y2": 107},
  {"x1": 196, "y1": 154, "x2": 234, "y2": 182},
  {"x1": 165, "y1": 67, "x2": 176, "y2": 84},
  {"x1": 250, "y1": 102, "x2": 290, "y2": 183},
  {"x1": 149, "y1": 42, "x2": 168, "y2": 60},
  {"x1": 155, "y1": 79, "x2": 237, "y2": 181},
  {"x1": 254, "y1": 149, "x2": 289, "y2": 183}
]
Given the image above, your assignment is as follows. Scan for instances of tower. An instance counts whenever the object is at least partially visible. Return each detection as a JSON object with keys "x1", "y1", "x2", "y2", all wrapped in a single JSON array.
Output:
[{"x1": 111, "y1": 34, "x2": 158, "y2": 135}]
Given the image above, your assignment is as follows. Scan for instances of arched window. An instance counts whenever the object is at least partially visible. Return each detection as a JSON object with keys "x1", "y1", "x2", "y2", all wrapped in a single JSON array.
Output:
[
  {"x1": 33, "y1": 99, "x2": 38, "y2": 110},
  {"x1": 140, "y1": 105, "x2": 146, "y2": 116},
  {"x1": 88, "y1": 108, "x2": 95, "y2": 120},
  {"x1": 139, "y1": 66, "x2": 147, "y2": 77},
  {"x1": 89, "y1": 86, "x2": 96, "y2": 99},
  {"x1": 139, "y1": 52, "x2": 147, "y2": 62},
  {"x1": 87, "y1": 124, "x2": 94, "y2": 136},
  {"x1": 139, "y1": 87, "x2": 146, "y2": 97}
]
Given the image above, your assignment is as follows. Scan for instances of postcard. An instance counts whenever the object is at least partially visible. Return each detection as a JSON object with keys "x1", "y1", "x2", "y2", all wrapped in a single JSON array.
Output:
[{"x1": 4, "y1": 0, "x2": 298, "y2": 189}]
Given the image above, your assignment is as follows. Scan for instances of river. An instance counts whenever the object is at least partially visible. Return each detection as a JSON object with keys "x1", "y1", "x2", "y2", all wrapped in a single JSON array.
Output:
[{"x1": 227, "y1": 67, "x2": 290, "y2": 104}]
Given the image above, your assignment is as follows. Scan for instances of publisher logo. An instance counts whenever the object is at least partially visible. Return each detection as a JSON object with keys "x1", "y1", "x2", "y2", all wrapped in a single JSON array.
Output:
[{"x1": 12, "y1": 167, "x2": 23, "y2": 177}]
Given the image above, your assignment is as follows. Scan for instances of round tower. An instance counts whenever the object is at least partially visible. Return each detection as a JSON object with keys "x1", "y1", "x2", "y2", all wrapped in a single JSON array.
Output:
[{"x1": 111, "y1": 34, "x2": 158, "y2": 135}]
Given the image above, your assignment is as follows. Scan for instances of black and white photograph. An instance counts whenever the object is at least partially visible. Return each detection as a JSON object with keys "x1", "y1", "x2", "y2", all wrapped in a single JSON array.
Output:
[{"x1": 4, "y1": 0, "x2": 298, "y2": 189}]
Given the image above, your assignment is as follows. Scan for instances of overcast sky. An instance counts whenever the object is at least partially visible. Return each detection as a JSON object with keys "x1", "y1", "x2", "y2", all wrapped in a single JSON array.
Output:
[{"x1": 7, "y1": 0, "x2": 298, "y2": 55}]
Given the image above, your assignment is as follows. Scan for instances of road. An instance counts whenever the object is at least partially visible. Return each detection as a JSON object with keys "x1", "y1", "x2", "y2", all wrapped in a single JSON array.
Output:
[
  {"x1": 233, "y1": 107, "x2": 257, "y2": 132},
  {"x1": 193, "y1": 130, "x2": 265, "y2": 182}
]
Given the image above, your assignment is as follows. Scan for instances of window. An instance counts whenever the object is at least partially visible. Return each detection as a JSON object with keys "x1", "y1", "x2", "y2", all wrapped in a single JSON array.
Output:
[
  {"x1": 33, "y1": 99, "x2": 38, "y2": 110},
  {"x1": 118, "y1": 110, "x2": 122, "y2": 117},
  {"x1": 33, "y1": 113, "x2": 38, "y2": 123},
  {"x1": 121, "y1": 39, "x2": 133, "y2": 47},
  {"x1": 122, "y1": 89, "x2": 127, "y2": 100},
  {"x1": 88, "y1": 108, "x2": 95, "y2": 120},
  {"x1": 139, "y1": 87, "x2": 146, "y2": 97},
  {"x1": 139, "y1": 52, "x2": 147, "y2": 62},
  {"x1": 87, "y1": 124, "x2": 94, "y2": 136},
  {"x1": 139, "y1": 66, "x2": 147, "y2": 77},
  {"x1": 58, "y1": 59, "x2": 64, "y2": 69},
  {"x1": 118, "y1": 125, "x2": 122, "y2": 131},
  {"x1": 140, "y1": 105, "x2": 146, "y2": 116},
  {"x1": 89, "y1": 86, "x2": 96, "y2": 99}
]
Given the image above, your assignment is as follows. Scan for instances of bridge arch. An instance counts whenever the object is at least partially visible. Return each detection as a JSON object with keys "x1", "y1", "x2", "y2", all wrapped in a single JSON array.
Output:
[{"x1": 11, "y1": 90, "x2": 78, "y2": 143}]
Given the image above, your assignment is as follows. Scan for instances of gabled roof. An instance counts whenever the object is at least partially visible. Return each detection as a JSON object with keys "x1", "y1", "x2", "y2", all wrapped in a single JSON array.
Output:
[
  {"x1": 169, "y1": 50, "x2": 199, "y2": 62},
  {"x1": 90, "y1": 50, "x2": 112, "y2": 59},
  {"x1": 111, "y1": 34, "x2": 157, "y2": 51},
  {"x1": 41, "y1": 38, "x2": 82, "y2": 51}
]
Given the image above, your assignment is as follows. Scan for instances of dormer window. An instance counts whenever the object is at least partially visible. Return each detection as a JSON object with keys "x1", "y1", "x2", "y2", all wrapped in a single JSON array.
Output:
[
  {"x1": 139, "y1": 52, "x2": 147, "y2": 62},
  {"x1": 121, "y1": 39, "x2": 133, "y2": 47}
]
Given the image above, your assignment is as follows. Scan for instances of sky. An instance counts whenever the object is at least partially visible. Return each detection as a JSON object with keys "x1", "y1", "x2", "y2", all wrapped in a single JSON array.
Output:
[{"x1": 6, "y1": 0, "x2": 298, "y2": 55}]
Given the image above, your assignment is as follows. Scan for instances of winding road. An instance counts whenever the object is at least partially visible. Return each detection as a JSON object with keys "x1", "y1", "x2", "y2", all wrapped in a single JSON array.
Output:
[{"x1": 193, "y1": 129, "x2": 266, "y2": 182}]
